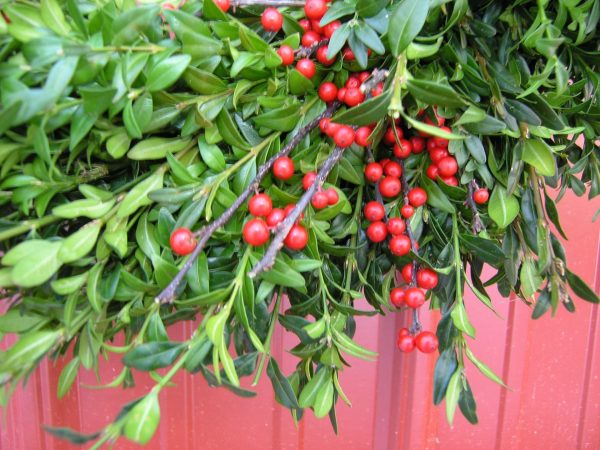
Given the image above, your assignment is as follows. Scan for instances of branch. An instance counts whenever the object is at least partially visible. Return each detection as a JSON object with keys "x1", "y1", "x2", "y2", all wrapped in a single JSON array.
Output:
[
  {"x1": 359, "y1": 68, "x2": 389, "y2": 95},
  {"x1": 466, "y1": 181, "x2": 486, "y2": 234},
  {"x1": 249, "y1": 145, "x2": 346, "y2": 278},
  {"x1": 156, "y1": 103, "x2": 339, "y2": 304},
  {"x1": 296, "y1": 39, "x2": 329, "y2": 59}
]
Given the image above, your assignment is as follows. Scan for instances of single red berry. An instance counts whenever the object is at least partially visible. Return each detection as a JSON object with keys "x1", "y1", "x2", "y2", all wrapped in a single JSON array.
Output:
[
  {"x1": 417, "y1": 268, "x2": 438, "y2": 290},
  {"x1": 384, "y1": 126, "x2": 403, "y2": 144},
  {"x1": 401, "y1": 263, "x2": 413, "y2": 284},
  {"x1": 243, "y1": 218, "x2": 270, "y2": 246},
  {"x1": 322, "y1": 20, "x2": 341, "y2": 39},
  {"x1": 266, "y1": 208, "x2": 286, "y2": 228},
  {"x1": 384, "y1": 161, "x2": 402, "y2": 178},
  {"x1": 380, "y1": 158, "x2": 391, "y2": 168},
  {"x1": 404, "y1": 287, "x2": 425, "y2": 308},
  {"x1": 333, "y1": 125, "x2": 355, "y2": 148},
  {"x1": 302, "y1": 171, "x2": 317, "y2": 190},
  {"x1": 170, "y1": 227, "x2": 197, "y2": 256},
  {"x1": 342, "y1": 47, "x2": 355, "y2": 60},
  {"x1": 214, "y1": 0, "x2": 230, "y2": 12},
  {"x1": 277, "y1": 45, "x2": 295, "y2": 66},
  {"x1": 379, "y1": 176, "x2": 401, "y2": 198},
  {"x1": 311, "y1": 191, "x2": 329, "y2": 209},
  {"x1": 389, "y1": 234, "x2": 411, "y2": 256},
  {"x1": 399, "y1": 327, "x2": 410, "y2": 337},
  {"x1": 301, "y1": 30, "x2": 321, "y2": 48},
  {"x1": 296, "y1": 58, "x2": 316, "y2": 78},
  {"x1": 325, "y1": 122, "x2": 341, "y2": 137},
  {"x1": 415, "y1": 331, "x2": 439, "y2": 353},
  {"x1": 318, "y1": 82, "x2": 338, "y2": 103},
  {"x1": 441, "y1": 175, "x2": 459, "y2": 186},
  {"x1": 393, "y1": 139, "x2": 413, "y2": 159},
  {"x1": 344, "y1": 87, "x2": 365, "y2": 107},
  {"x1": 273, "y1": 156, "x2": 294, "y2": 180},
  {"x1": 429, "y1": 147, "x2": 449, "y2": 164},
  {"x1": 319, "y1": 118, "x2": 331, "y2": 134},
  {"x1": 367, "y1": 221, "x2": 388, "y2": 243},
  {"x1": 336, "y1": 87, "x2": 347, "y2": 102},
  {"x1": 364, "y1": 162, "x2": 383, "y2": 183},
  {"x1": 345, "y1": 77, "x2": 360, "y2": 89},
  {"x1": 401, "y1": 204, "x2": 414, "y2": 219},
  {"x1": 325, "y1": 188, "x2": 339, "y2": 205},
  {"x1": 397, "y1": 334, "x2": 415, "y2": 352},
  {"x1": 299, "y1": 19, "x2": 311, "y2": 32},
  {"x1": 407, "y1": 187, "x2": 427, "y2": 207},
  {"x1": 372, "y1": 82, "x2": 384, "y2": 97},
  {"x1": 426, "y1": 164, "x2": 439, "y2": 180},
  {"x1": 390, "y1": 287, "x2": 405, "y2": 307},
  {"x1": 437, "y1": 156, "x2": 458, "y2": 177},
  {"x1": 387, "y1": 217, "x2": 406, "y2": 235},
  {"x1": 304, "y1": 0, "x2": 327, "y2": 20},
  {"x1": 261, "y1": 7, "x2": 283, "y2": 32},
  {"x1": 284, "y1": 224, "x2": 308, "y2": 250},
  {"x1": 364, "y1": 201, "x2": 385, "y2": 222},
  {"x1": 358, "y1": 71, "x2": 370, "y2": 83},
  {"x1": 473, "y1": 188, "x2": 489, "y2": 204},
  {"x1": 355, "y1": 127, "x2": 371, "y2": 147},
  {"x1": 427, "y1": 139, "x2": 438, "y2": 152},
  {"x1": 410, "y1": 136, "x2": 425, "y2": 153},
  {"x1": 310, "y1": 20, "x2": 323, "y2": 33},
  {"x1": 249, "y1": 193, "x2": 273, "y2": 217},
  {"x1": 316, "y1": 46, "x2": 336, "y2": 65},
  {"x1": 284, "y1": 204, "x2": 304, "y2": 220}
]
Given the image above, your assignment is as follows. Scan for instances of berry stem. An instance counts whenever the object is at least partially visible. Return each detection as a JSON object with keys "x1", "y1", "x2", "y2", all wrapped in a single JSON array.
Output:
[
  {"x1": 156, "y1": 103, "x2": 339, "y2": 304},
  {"x1": 466, "y1": 180, "x2": 486, "y2": 234},
  {"x1": 249, "y1": 145, "x2": 346, "y2": 278}
]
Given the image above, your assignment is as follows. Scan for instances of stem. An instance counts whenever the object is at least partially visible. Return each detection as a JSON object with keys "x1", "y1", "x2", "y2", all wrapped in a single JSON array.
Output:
[
  {"x1": 0, "y1": 215, "x2": 62, "y2": 242},
  {"x1": 466, "y1": 181, "x2": 485, "y2": 233},
  {"x1": 231, "y1": 0, "x2": 306, "y2": 6},
  {"x1": 249, "y1": 144, "x2": 346, "y2": 278},
  {"x1": 252, "y1": 287, "x2": 283, "y2": 386},
  {"x1": 296, "y1": 39, "x2": 329, "y2": 59},
  {"x1": 156, "y1": 103, "x2": 339, "y2": 303},
  {"x1": 451, "y1": 213, "x2": 464, "y2": 304}
]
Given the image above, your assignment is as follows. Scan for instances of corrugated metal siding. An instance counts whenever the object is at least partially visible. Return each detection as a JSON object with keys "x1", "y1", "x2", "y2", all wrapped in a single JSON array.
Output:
[{"x1": 1, "y1": 192, "x2": 599, "y2": 450}]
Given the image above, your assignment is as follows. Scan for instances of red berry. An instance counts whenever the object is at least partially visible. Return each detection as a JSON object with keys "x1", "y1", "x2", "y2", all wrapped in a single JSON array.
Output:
[
  {"x1": 325, "y1": 188, "x2": 339, "y2": 205},
  {"x1": 429, "y1": 147, "x2": 449, "y2": 164},
  {"x1": 425, "y1": 114, "x2": 445, "y2": 127},
  {"x1": 355, "y1": 127, "x2": 371, "y2": 147},
  {"x1": 401, "y1": 263, "x2": 413, "y2": 284},
  {"x1": 364, "y1": 162, "x2": 383, "y2": 183},
  {"x1": 170, "y1": 227, "x2": 197, "y2": 256},
  {"x1": 415, "y1": 331, "x2": 439, "y2": 353},
  {"x1": 302, "y1": 172, "x2": 317, "y2": 190},
  {"x1": 389, "y1": 234, "x2": 411, "y2": 256},
  {"x1": 473, "y1": 188, "x2": 489, "y2": 204},
  {"x1": 316, "y1": 46, "x2": 336, "y2": 65},
  {"x1": 273, "y1": 156, "x2": 294, "y2": 180},
  {"x1": 333, "y1": 126, "x2": 355, "y2": 147},
  {"x1": 301, "y1": 30, "x2": 321, "y2": 48},
  {"x1": 319, "y1": 118, "x2": 331, "y2": 134},
  {"x1": 417, "y1": 268, "x2": 438, "y2": 290},
  {"x1": 336, "y1": 87, "x2": 347, "y2": 102},
  {"x1": 390, "y1": 287, "x2": 405, "y2": 307},
  {"x1": 393, "y1": 139, "x2": 413, "y2": 159},
  {"x1": 277, "y1": 45, "x2": 295, "y2": 66},
  {"x1": 304, "y1": 0, "x2": 327, "y2": 20},
  {"x1": 367, "y1": 221, "x2": 388, "y2": 243},
  {"x1": 358, "y1": 71, "x2": 370, "y2": 83},
  {"x1": 249, "y1": 193, "x2": 273, "y2": 217},
  {"x1": 344, "y1": 87, "x2": 365, "y2": 107},
  {"x1": 299, "y1": 19, "x2": 311, "y2": 32},
  {"x1": 261, "y1": 7, "x2": 283, "y2": 32},
  {"x1": 397, "y1": 334, "x2": 415, "y2": 352},
  {"x1": 243, "y1": 218, "x2": 270, "y2": 246},
  {"x1": 379, "y1": 176, "x2": 401, "y2": 198},
  {"x1": 326, "y1": 122, "x2": 341, "y2": 138},
  {"x1": 311, "y1": 191, "x2": 329, "y2": 209},
  {"x1": 426, "y1": 164, "x2": 439, "y2": 180},
  {"x1": 407, "y1": 187, "x2": 427, "y2": 207},
  {"x1": 284, "y1": 224, "x2": 308, "y2": 250},
  {"x1": 310, "y1": 20, "x2": 323, "y2": 33},
  {"x1": 401, "y1": 204, "x2": 414, "y2": 219},
  {"x1": 364, "y1": 201, "x2": 385, "y2": 222},
  {"x1": 427, "y1": 139, "x2": 438, "y2": 152},
  {"x1": 296, "y1": 58, "x2": 316, "y2": 78},
  {"x1": 404, "y1": 287, "x2": 425, "y2": 308},
  {"x1": 342, "y1": 47, "x2": 355, "y2": 60},
  {"x1": 266, "y1": 208, "x2": 286, "y2": 228},
  {"x1": 398, "y1": 327, "x2": 410, "y2": 337},
  {"x1": 284, "y1": 204, "x2": 304, "y2": 220},
  {"x1": 322, "y1": 20, "x2": 341, "y2": 39},
  {"x1": 383, "y1": 161, "x2": 402, "y2": 178},
  {"x1": 214, "y1": 0, "x2": 230, "y2": 12},
  {"x1": 384, "y1": 126, "x2": 403, "y2": 144},
  {"x1": 387, "y1": 217, "x2": 406, "y2": 235},
  {"x1": 441, "y1": 175, "x2": 459, "y2": 186},
  {"x1": 371, "y1": 82, "x2": 384, "y2": 97},
  {"x1": 345, "y1": 77, "x2": 360, "y2": 89},
  {"x1": 433, "y1": 127, "x2": 451, "y2": 147},
  {"x1": 411, "y1": 136, "x2": 425, "y2": 153},
  {"x1": 380, "y1": 158, "x2": 391, "y2": 168},
  {"x1": 318, "y1": 82, "x2": 338, "y2": 103},
  {"x1": 437, "y1": 156, "x2": 458, "y2": 177}
]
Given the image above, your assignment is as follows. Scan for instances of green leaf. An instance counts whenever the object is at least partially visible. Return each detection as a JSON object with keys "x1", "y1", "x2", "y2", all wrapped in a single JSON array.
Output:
[
  {"x1": 198, "y1": 136, "x2": 226, "y2": 172},
  {"x1": 333, "y1": 87, "x2": 392, "y2": 126},
  {"x1": 123, "y1": 393, "x2": 160, "y2": 445},
  {"x1": 40, "y1": 0, "x2": 71, "y2": 35},
  {"x1": 1, "y1": 330, "x2": 60, "y2": 372},
  {"x1": 566, "y1": 269, "x2": 599, "y2": 303},
  {"x1": 520, "y1": 256, "x2": 542, "y2": 298},
  {"x1": 267, "y1": 358, "x2": 300, "y2": 409},
  {"x1": 216, "y1": 109, "x2": 250, "y2": 150},
  {"x1": 258, "y1": 256, "x2": 306, "y2": 289},
  {"x1": 107, "y1": 130, "x2": 131, "y2": 159},
  {"x1": 298, "y1": 368, "x2": 329, "y2": 408},
  {"x1": 123, "y1": 342, "x2": 186, "y2": 371},
  {"x1": 460, "y1": 235, "x2": 504, "y2": 267},
  {"x1": 465, "y1": 347, "x2": 506, "y2": 387},
  {"x1": 406, "y1": 79, "x2": 465, "y2": 108},
  {"x1": 58, "y1": 221, "x2": 101, "y2": 263},
  {"x1": 522, "y1": 139, "x2": 556, "y2": 176},
  {"x1": 11, "y1": 242, "x2": 62, "y2": 287},
  {"x1": 128, "y1": 137, "x2": 191, "y2": 161},
  {"x1": 458, "y1": 378, "x2": 478, "y2": 424},
  {"x1": 313, "y1": 379, "x2": 334, "y2": 418},
  {"x1": 254, "y1": 105, "x2": 301, "y2": 132},
  {"x1": 433, "y1": 348, "x2": 457, "y2": 404},
  {"x1": 183, "y1": 66, "x2": 227, "y2": 94},
  {"x1": 117, "y1": 169, "x2": 165, "y2": 218},
  {"x1": 464, "y1": 135, "x2": 486, "y2": 164},
  {"x1": 543, "y1": 192, "x2": 567, "y2": 240},
  {"x1": 455, "y1": 106, "x2": 487, "y2": 126},
  {"x1": 388, "y1": 0, "x2": 430, "y2": 56},
  {"x1": 402, "y1": 114, "x2": 464, "y2": 139},
  {"x1": 451, "y1": 302, "x2": 476, "y2": 338},
  {"x1": 53, "y1": 199, "x2": 115, "y2": 219},
  {"x1": 320, "y1": 2, "x2": 355, "y2": 26},
  {"x1": 44, "y1": 427, "x2": 100, "y2": 445},
  {"x1": 326, "y1": 23, "x2": 351, "y2": 60},
  {"x1": 57, "y1": 357, "x2": 80, "y2": 399},
  {"x1": 445, "y1": 370, "x2": 461, "y2": 426},
  {"x1": 488, "y1": 186, "x2": 519, "y2": 228},
  {"x1": 356, "y1": 23, "x2": 385, "y2": 54},
  {"x1": 218, "y1": 338, "x2": 240, "y2": 387},
  {"x1": 146, "y1": 54, "x2": 191, "y2": 92},
  {"x1": 356, "y1": 0, "x2": 389, "y2": 18},
  {"x1": 420, "y1": 176, "x2": 455, "y2": 213}
]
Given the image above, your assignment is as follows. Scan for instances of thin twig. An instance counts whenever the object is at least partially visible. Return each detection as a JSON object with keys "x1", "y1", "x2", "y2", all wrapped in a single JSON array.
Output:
[
  {"x1": 360, "y1": 69, "x2": 389, "y2": 95},
  {"x1": 296, "y1": 39, "x2": 329, "y2": 59},
  {"x1": 466, "y1": 181, "x2": 485, "y2": 234},
  {"x1": 156, "y1": 104, "x2": 339, "y2": 304},
  {"x1": 249, "y1": 145, "x2": 346, "y2": 278}
]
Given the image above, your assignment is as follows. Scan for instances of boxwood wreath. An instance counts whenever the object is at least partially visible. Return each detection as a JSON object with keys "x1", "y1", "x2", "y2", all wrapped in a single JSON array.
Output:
[{"x1": 0, "y1": 0, "x2": 599, "y2": 446}]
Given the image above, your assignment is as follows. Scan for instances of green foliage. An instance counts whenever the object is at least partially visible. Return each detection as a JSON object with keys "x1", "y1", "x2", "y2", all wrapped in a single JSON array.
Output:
[{"x1": 0, "y1": 0, "x2": 598, "y2": 446}]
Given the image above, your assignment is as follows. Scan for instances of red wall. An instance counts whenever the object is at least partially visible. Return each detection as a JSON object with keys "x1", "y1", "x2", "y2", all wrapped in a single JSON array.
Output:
[{"x1": 1, "y1": 192, "x2": 599, "y2": 450}]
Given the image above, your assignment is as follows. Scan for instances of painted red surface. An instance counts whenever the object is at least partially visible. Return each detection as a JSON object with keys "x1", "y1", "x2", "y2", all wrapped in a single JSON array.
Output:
[{"x1": 1, "y1": 192, "x2": 599, "y2": 450}]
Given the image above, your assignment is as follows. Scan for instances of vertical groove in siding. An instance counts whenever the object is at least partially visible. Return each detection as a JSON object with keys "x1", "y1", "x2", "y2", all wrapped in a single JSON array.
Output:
[
  {"x1": 494, "y1": 297, "x2": 516, "y2": 450},
  {"x1": 575, "y1": 239, "x2": 600, "y2": 450}
]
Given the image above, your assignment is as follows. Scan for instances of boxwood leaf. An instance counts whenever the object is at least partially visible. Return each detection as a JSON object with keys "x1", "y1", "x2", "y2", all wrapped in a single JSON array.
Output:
[
  {"x1": 146, "y1": 54, "x2": 191, "y2": 92},
  {"x1": 566, "y1": 269, "x2": 599, "y2": 303},
  {"x1": 522, "y1": 139, "x2": 555, "y2": 176},
  {"x1": 388, "y1": 0, "x2": 430, "y2": 56},
  {"x1": 488, "y1": 186, "x2": 519, "y2": 228},
  {"x1": 123, "y1": 342, "x2": 186, "y2": 371},
  {"x1": 123, "y1": 393, "x2": 160, "y2": 445}
]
